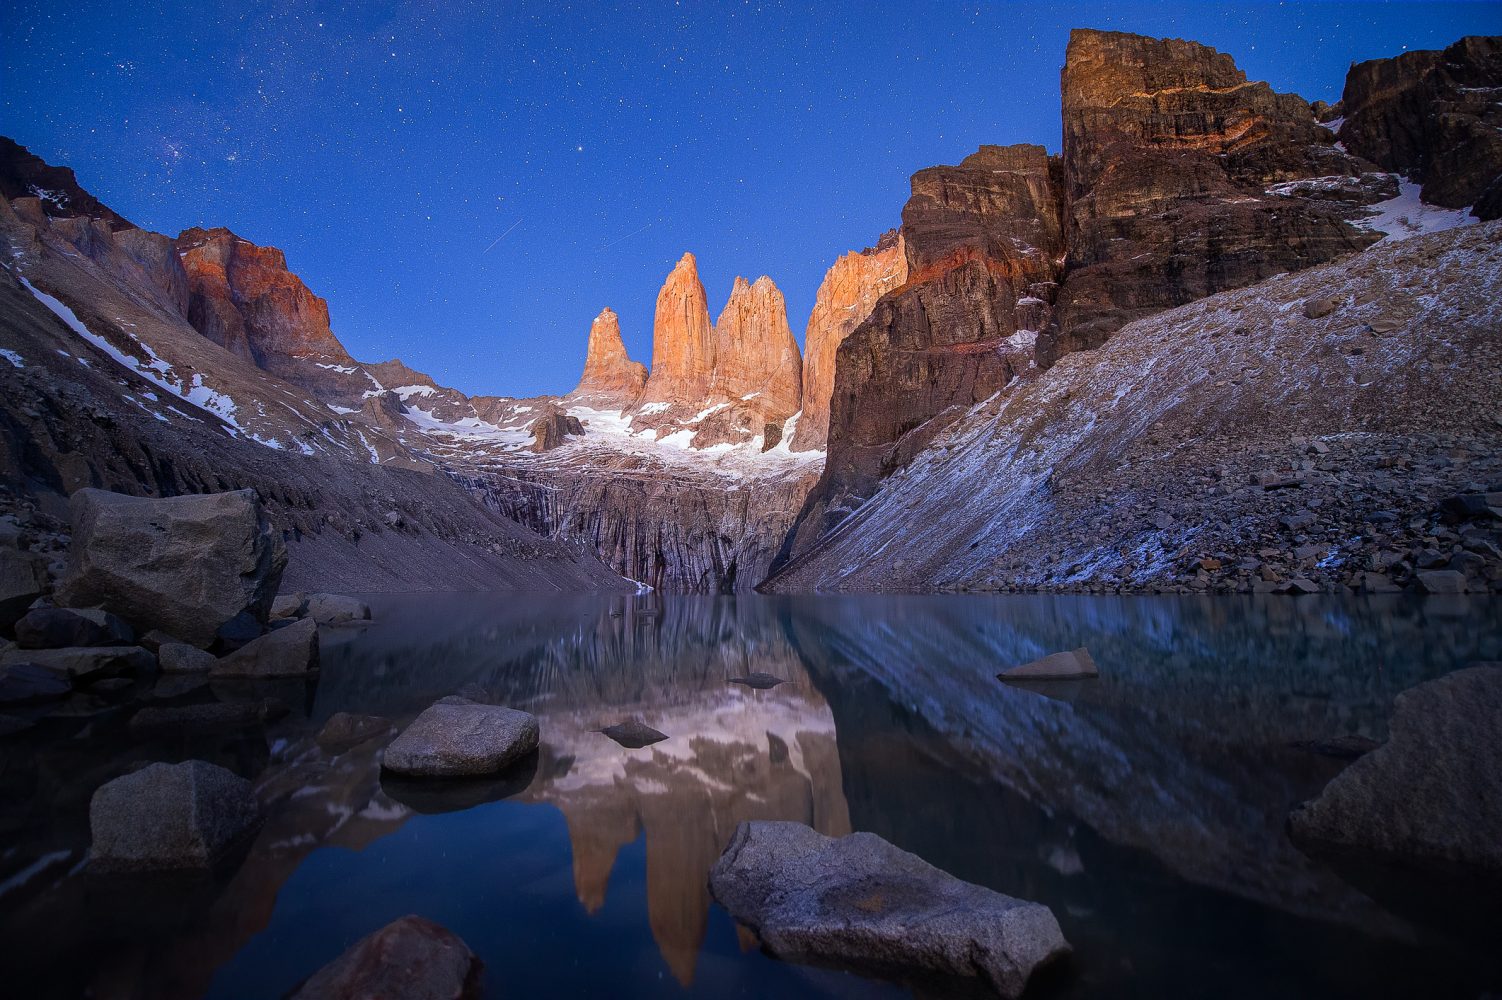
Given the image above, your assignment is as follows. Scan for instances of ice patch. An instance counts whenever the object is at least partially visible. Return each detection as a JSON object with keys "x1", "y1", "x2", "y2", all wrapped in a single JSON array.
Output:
[{"x1": 0, "y1": 349, "x2": 22, "y2": 368}]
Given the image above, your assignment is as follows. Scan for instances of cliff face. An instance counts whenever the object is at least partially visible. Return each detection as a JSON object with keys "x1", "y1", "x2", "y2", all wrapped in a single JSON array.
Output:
[
  {"x1": 1052, "y1": 28, "x2": 1384, "y2": 355},
  {"x1": 175, "y1": 226, "x2": 370, "y2": 399},
  {"x1": 790, "y1": 231, "x2": 907, "y2": 452},
  {"x1": 641, "y1": 252, "x2": 716, "y2": 405},
  {"x1": 709, "y1": 275, "x2": 802, "y2": 420},
  {"x1": 1338, "y1": 35, "x2": 1502, "y2": 218},
  {"x1": 570, "y1": 307, "x2": 648, "y2": 406}
]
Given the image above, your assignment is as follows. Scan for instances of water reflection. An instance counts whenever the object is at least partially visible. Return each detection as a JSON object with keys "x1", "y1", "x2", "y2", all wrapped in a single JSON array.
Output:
[{"x1": 0, "y1": 593, "x2": 1496, "y2": 998}]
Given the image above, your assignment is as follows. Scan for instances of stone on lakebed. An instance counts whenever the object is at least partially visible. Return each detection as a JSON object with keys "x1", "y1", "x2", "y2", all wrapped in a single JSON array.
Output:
[
  {"x1": 999, "y1": 647, "x2": 1098, "y2": 681},
  {"x1": 288, "y1": 914, "x2": 481, "y2": 1000}
]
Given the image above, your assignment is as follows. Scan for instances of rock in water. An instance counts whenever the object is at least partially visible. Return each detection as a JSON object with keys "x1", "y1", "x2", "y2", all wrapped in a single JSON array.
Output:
[
  {"x1": 382, "y1": 699, "x2": 539, "y2": 777},
  {"x1": 89, "y1": 760, "x2": 261, "y2": 871},
  {"x1": 57, "y1": 488, "x2": 287, "y2": 647},
  {"x1": 999, "y1": 648, "x2": 1099, "y2": 680},
  {"x1": 158, "y1": 642, "x2": 218, "y2": 674},
  {"x1": 596, "y1": 719, "x2": 669, "y2": 749},
  {"x1": 209, "y1": 617, "x2": 318, "y2": 677},
  {"x1": 318, "y1": 712, "x2": 396, "y2": 752},
  {"x1": 0, "y1": 548, "x2": 49, "y2": 633},
  {"x1": 709, "y1": 821, "x2": 1069, "y2": 997},
  {"x1": 0, "y1": 645, "x2": 154, "y2": 681},
  {"x1": 288, "y1": 915, "x2": 481, "y2": 1000},
  {"x1": 1288, "y1": 665, "x2": 1502, "y2": 874},
  {"x1": 14, "y1": 607, "x2": 134, "y2": 649},
  {"x1": 729, "y1": 673, "x2": 786, "y2": 690},
  {"x1": 304, "y1": 593, "x2": 372, "y2": 625},
  {"x1": 0, "y1": 663, "x2": 72, "y2": 705}
]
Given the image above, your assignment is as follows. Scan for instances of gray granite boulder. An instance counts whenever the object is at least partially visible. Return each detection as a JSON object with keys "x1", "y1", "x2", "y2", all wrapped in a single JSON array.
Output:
[
  {"x1": 709, "y1": 821, "x2": 1069, "y2": 997},
  {"x1": 57, "y1": 488, "x2": 286, "y2": 647},
  {"x1": 158, "y1": 642, "x2": 218, "y2": 674},
  {"x1": 305, "y1": 593, "x2": 372, "y2": 625},
  {"x1": 383, "y1": 699, "x2": 538, "y2": 777},
  {"x1": 0, "y1": 645, "x2": 153, "y2": 681},
  {"x1": 999, "y1": 647, "x2": 1098, "y2": 680},
  {"x1": 89, "y1": 760, "x2": 261, "y2": 871},
  {"x1": 209, "y1": 617, "x2": 318, "y2": 678},
  {"x1": 1289, "y1": 664, "x2": 1502, "y2": 874},
  {"x1": 15, "y1": 607, "x2": 134, "y2": 649},
  {"x1": 289, "y1": 915, "x2": 481, "y2": 999}
]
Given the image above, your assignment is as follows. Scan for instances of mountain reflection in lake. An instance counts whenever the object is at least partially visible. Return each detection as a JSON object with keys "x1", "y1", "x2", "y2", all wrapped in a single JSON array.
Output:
[{"x1": 1, "y1": 593, "x2": 1498, "y2": 998}]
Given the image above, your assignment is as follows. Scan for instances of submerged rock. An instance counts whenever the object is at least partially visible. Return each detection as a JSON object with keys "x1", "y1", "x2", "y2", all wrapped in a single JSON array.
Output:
[
  {"x1": 288, "y1": 914, "x2": 481, "y2": 1000},
  {"x1": 14, "y1": 607, "x2": 134, "y2": 649},
  {"x1": 596, "y1": 719, "x2": 669, "y2": 748},
  {"x1": 1289, "y1": 664, "x2": 1502, "y2": 874},
  {"x1": 57, "y1": 488, "x2": 286, "y2": 647},
  {"x1": 0, "y1": 645, "x2": 153, "y2": 681},
  {"x1": 209, "y1": 617, "x2": 318, "y2": 677},
  {"x1": 128, "y1": 700, "x2": 288, "y2": 734},
  {"x1": 0, "y1": 662, "x2": 73, "y2": 705},
  {"x1": 709, "y1": 821, "x2": 1069, "y2": 997},
  {"x1": 729, "y1": 672, "x2": 786, "y2": 690},
  {"x1": 89, "y1": 760, "x2": 261, "y2": 871},
  {"x1": 999, "y1": 648, "x2": 1099, "y2": 681},
  {"x1": 317, "y1": 711, "x2": 396, "y2": 752},
  {"x1": 382, "y1": 699, "x2": 539, "y2": 777}
]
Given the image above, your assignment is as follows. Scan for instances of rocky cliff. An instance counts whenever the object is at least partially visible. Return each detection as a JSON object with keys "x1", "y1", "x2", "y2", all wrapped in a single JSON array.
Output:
[
  {"x1": 789, "y1": 231, "x2": 907, "y2": 452},
  {"x1": 570, "y1": 307, "x2": 648, "y2": 406},
  {"x1": 640, "y1": 252, "x2": 716, "y2": 406},
  {"x1": 1337, "y1": 34, "x2": 1502, "y2": 219}
]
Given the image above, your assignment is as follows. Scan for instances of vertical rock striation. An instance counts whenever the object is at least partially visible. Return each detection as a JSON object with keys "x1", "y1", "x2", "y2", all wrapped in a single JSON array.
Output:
[
  {"x1": 571, "y1": 307, "x2": 648, "y2": 406},
  {"x1": 641, "y1": 252, "x2": 716, "y2": 405},
  {"x1": 710, "y1": 275, "x2": 802, "y2": 421},
  {"x1": 790, "y1": 231, "x2": 907, "y2": 452},
  {"x1": 1338, "y1": 35, "x2": 1502, "y2": 219}
]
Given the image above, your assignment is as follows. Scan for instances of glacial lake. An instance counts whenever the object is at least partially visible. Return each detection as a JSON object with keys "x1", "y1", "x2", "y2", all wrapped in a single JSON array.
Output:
[{"x1": 1, "y1": 593, "x2": 1499, "y2": 998}]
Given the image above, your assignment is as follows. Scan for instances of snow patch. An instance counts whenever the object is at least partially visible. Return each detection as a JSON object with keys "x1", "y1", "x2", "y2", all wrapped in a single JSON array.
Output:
[
  {"x1": 1354, "y1": 180, "x2": 1477, "y2": 243},
  {"x1": 0, "y1": 349, "x2": 23, "y2": 368}
]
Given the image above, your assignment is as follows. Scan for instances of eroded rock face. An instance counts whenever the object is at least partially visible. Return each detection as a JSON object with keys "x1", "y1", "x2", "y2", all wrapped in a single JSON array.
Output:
[
  {"x1": 0, "y1": 136, "x2": 134, "y2": 230},
  {"x1": 710, "y1": 275, "x2": 802, "y2": 421},
  {"x1": 1339, "y1": 35, "x2": 1502, "y2": 218},
  {"x1": 709, "y1": 820, "x2": 1069, "y2": 997},
  {"x1": 790, "y1": 231, "x2": 907, "y2": 452},
  {"x1": 1289, "y1": 665, "x2": 1502, "y2": 874},
  {"x1": 642, "y1": 252, "x2": 716, "y2": 405},
  {"x1": 176, "y1": 226, "x2": 369, "y2": 397},
  {"x1": 1054, "y1": 28, "x2": 1382, "y2": 355},
  {"x1": 572, "y1": 307, "x2": 648, "y2": 406},
  {"x1": 57, "y1": 488, "x2": 287, "y2": 647}
]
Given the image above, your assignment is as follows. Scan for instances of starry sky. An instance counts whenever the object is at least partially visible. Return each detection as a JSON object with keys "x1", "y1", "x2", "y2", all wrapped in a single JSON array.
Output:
[{"x1": 5, "y1": 2, "x2": 1502, "y2": 398}]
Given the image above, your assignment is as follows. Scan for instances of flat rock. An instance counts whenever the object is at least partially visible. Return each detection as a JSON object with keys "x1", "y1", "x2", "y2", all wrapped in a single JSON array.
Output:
[
  {"x1": 999, "y1": 647, "x2": 1098, "y2": 681},
  {"x1": 1289, "y1": 665, "x2": 1502, "y2": 874},
  {"x1": 89, "y1": 760, "x2": 261, "y2": 871},
  {"x1": 382, "y1": 699, "x2": 539, "y2": 777},
  {"x1": 159, "y1": 642, "x2": 218, "y2": 674},
  {"x1": 729, "y1": 672, "x2": 786, "y2": 690},
  {"x1": 57, "y1": 488, "x2": 286, "y2": 647},
  {"x1": 305, "y1": 593, "x2": 372, "y2": 625},
  {"x1": 709, "y1": 821, "x2": 1069, "y2": 997},
  {"x1": 288, "y1": 914, "x2": 481, "y2": 1000},
  {"x1": 0, "y1": 663, "x2": 73, "y2": 705},
  {"x1": 0, "y1": 645, "x2": 153, "y2": 681},
  {"x1": 1415, "y1": 570, "x2": 1468, "y2": 594},
  {"x1": 597, "y1": 719, "x2": 669, "y2": 748},
  {"x1": 14, "y1": 607, "x2": 134, "y2": 649},
  {"x1": 317, "y1": 711, "x2": 396, "y2": 752},
  {"x1": 209, "y1": 617, "x2": 318, "y2": 677}
]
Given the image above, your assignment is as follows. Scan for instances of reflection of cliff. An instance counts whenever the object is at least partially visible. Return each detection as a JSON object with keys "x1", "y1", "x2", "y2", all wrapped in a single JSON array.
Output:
[{"x1": 523, "y1": 683, "x2": 850, "y2": 986}]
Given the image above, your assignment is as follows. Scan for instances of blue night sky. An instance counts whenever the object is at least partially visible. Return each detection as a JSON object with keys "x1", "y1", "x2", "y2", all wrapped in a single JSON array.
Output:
[{"x1": 5, "y1": 2, "x2": 1501, "y2": 398}]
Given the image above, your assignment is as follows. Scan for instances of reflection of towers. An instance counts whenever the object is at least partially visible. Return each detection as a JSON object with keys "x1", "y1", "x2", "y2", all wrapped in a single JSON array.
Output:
[{"x1": 524, "y1": 682, "x2": 851, "y2": 987}]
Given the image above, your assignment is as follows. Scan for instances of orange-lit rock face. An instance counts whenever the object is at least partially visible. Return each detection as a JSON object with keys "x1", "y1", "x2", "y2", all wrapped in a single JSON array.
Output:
[
  {"x1": 709, "y1": 274, "x2": 801, "y2": 420},
  {"x1": 176, "y1": 226, "x2": 365, "y2": 396},
  {"x1": 789, "y1": 231, "x2": 906, "y2": 452},
  {"x1": 572, "y1": 307, "x2": 647, "y2": 405},
  {"x1": 641, "y1": 252, "x2": 715, "y2": 405}
]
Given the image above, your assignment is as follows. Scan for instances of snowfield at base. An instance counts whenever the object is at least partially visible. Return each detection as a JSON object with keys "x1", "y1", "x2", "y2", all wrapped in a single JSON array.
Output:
[{"x1": 1354, "y1": 181, "x2": 1477, "y2": 243}]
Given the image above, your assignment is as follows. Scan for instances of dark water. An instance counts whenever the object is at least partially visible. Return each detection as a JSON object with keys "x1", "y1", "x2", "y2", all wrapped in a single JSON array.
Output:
[{"x1": 1, "y1": 593, "x2": 1500, "y2": 999}]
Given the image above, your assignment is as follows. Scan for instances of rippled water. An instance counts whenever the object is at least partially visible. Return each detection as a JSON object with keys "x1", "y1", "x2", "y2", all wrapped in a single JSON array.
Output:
[{"x1": 2, "y1": 593, "x2": 1499, "y2": 998}]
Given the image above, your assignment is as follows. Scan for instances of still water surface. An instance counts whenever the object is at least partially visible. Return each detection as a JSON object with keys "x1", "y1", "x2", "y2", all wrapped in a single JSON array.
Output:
[{"x1": 1, "y1": 593, "x2": 1499, "y2": 998}]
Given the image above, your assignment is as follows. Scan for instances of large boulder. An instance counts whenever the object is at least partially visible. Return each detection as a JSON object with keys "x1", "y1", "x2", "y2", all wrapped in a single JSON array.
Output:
[
  {"x1": 57, "y1": 488, "x2": 287, "y2": 647},
  {"x1": 89, "y1": 760, "x2": 261, "y2": 871},
  {"x1": 1289, "y1": 665, "x2": 1502, "y2": 874},
  {"x1": 0, "y1": 645, "x2": 153, "y2": 681},
  {"x1": 14, "y1": 607, "x2": 134, "y2": 649},
  {"x1": 709, "y1": 821, "x2": 1069, "y2": 997},
  {"x1": 382, "y1": 698, "x2": 539, "y2": 778},
  {"x1": 158, "y1": 642, "x2": 218, "y2": 674},
  {"x1": 289, "y1": 915, "x2": 481, "y2": 1000},
  {"x1": 0, "y1": 548, "x2": 48, "y2": 633},
  {"x1": 209, "y1": 617, "x2": 318, "y2": 678},
  {"x1": 305, "y1": 593, "x2": 372, "y2": 626}
]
